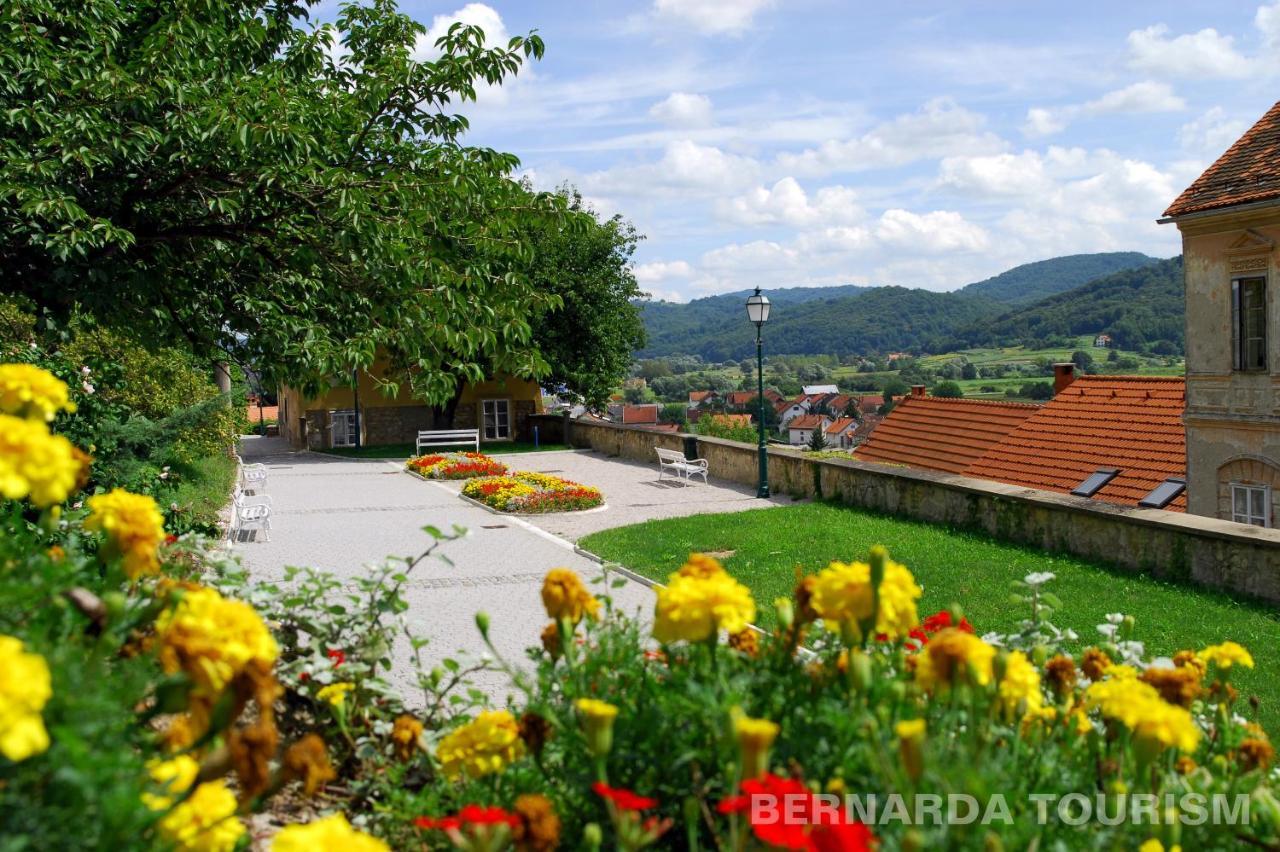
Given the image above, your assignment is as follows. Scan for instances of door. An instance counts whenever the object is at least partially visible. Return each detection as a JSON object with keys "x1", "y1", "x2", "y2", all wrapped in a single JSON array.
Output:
[{"x1": 330, "y1": 409, "x2": 357, "y2": 447}]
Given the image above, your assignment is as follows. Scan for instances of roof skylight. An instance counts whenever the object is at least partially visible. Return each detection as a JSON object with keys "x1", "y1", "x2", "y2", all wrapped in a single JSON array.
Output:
[
  {"x1": 1071, "y1": 467, "x2": 1120, "y2": 498},
  {"x1": 1138, "y1": 477, "x2": 1186, "y2": 509}
]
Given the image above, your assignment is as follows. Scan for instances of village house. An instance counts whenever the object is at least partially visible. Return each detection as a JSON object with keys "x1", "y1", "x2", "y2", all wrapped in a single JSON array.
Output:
[
  {"x1": 278, "y1": 363, "x2": 543, "y2": 449},
  {"x1": 775, "y1": 396, "x2": 810, "y2": 430},
  {"x1": 824, "y1": 417, "x2": 860, "y2": 449},
  {"x1": 787, "y1": 413, "x2": 830, "y2": 446},
  {"x1": 1093, "y1": 333, "x2": 1113, "y2": 348},
  {"x1": 802, "y1": 383, "x2": 839, "y2": 395},
  {"x1": 687, "y1": 390, "x2": 719, "y2": 409},
  {"x1": 1160, "y1": 99, "x2": 1280, "y2": 527}
]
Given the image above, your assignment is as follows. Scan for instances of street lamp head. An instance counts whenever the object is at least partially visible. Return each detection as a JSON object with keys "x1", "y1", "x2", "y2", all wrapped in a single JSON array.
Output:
[{"x1": 745, "y1": 287, "x2": 771, "y2": 326}]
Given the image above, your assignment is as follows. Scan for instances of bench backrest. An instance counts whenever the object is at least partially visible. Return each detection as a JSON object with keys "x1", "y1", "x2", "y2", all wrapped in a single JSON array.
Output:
[
  {"x1": 655, "y1": 448, "x2": 686, "y2": 462},
  {"x1": 417, "y1": 430, "x2": 479, "y2": 440},
  {"x1": 417, "y1": 429, "x2": 480, "y2": 452}
]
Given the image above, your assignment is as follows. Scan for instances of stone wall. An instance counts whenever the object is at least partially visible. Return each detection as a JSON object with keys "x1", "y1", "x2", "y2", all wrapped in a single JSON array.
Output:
[
  {"x1": 361, "y1": 404, "x2": 433, "y2": 446},
  {"x1": 565, "y1": 417, "x2": 1280, "y2": 604}
]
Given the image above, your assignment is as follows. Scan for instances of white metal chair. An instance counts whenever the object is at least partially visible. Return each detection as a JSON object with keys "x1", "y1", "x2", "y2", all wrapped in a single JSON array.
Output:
[
  {"x1": 235, "y1": 453, "x2": 268, "y2": 493},
  {"x1": 228, "y1": 489, "x2": 272, "y2": 544}
]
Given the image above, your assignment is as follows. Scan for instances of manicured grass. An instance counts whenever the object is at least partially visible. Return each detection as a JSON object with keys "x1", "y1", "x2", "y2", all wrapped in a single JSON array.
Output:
[
  {"x1": 318, "y1": 441, "x2": 571, "y2": 459},
  {"x1": 581, "y1": 501, "x2": 1280, "y2": 730}
]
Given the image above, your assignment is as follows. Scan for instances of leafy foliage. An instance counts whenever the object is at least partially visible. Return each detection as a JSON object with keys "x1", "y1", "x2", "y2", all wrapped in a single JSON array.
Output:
[
  {"x1": 1, "y1": 0, "x2": 570, "y2": 402},
  {"x1": 956, "y1": 252, "x2": 1157, "y2": 305}
]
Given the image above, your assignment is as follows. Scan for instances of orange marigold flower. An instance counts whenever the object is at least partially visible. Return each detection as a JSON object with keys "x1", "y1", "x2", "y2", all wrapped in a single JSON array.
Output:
[
  {"x1": 1044, "y1": 655, "x2": 1078, "y2": 699},
  {"x1": 1080, "y1": 647, "x2": 1113, "y2": 681},
  {"x1": 1141, "y1": 666, "x2": 1202, "y2": 708},
  {"x1": 392, "y1": 715, "x2": 424, "y2": 761},
  {"x1": 728, "y1": 628, "x2": 759, "y2": 657},
  {"x1": 512, "y1": 793, "x2": 561, "y2": 852},
  {"x1": 1239, "y1": 738, "x2": 1275, "y2": 772},
  {"x1": 282, "y1": 734, "x2": 336, "y2": 795},
  {"x1": 540, "y1": 622, "x2": 562, "y2": 660},
  {"x1": 793, "y1": 575, "x2": 819, "y2": 625},
  {"x1": 518, "y1": 711, "x2": 552, "y2": 757},
  {"x1": 229, "y1": 716, "x2": 278, "y2": 801},
  {"x1": 1175, "y1": 756, "x2": 1197, "y2": 775}
]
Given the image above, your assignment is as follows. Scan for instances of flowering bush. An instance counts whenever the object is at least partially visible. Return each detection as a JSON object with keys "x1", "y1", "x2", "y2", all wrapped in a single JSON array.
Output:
[
  {"x1": 462, "y1": 471, "x2": 604, "y2": 512},
  {"x1": 406, "y1": 451, "x2": 508, "y2": 479}
]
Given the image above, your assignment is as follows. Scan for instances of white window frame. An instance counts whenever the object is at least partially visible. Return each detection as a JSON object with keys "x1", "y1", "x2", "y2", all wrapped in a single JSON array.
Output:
[
  {"x1": 482, "y1": 398, "x2": 512, "y2": 441},
  {"x1": 1230, "y1": 482, "x2": 1271, "y2": 527},
  {"x1": 329, "y1": 409, "x2": 357, "y2": 447}
]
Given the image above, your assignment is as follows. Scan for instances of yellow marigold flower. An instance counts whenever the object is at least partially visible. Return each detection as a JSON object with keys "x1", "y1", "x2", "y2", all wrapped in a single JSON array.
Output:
[
  {"x1": 316, "y1": 682, "x2": 354, "y2": 709},
  {"x1": 272, "y1": 813, "x2": 389, "y2": 852},
  {"x1": 155, "y1": 586, "x2": 278, "y2": 698},
  {"x1": 895, "y1": 718, "x2": 926, "y2": 741},
  {"x1": 1084, "y1": 677, "x2": 1200, "y2": 753},
  {"x1": 1138, "y1": 841, "x2": 1181, "y2": 852},
  {"x1": 809, "y1": 558, "x2": 921, "y2": 641},
  {"x1": 735, "y1": 715, "x2": 779, "y2": 778},
  {"x1": 84, "y1": 488, "x2": 167, "y2": 578},
  {"x1": 436, "y1": 709, "x2": 525, "y2": 779},
  {"x1": 1198, "y1": 642, "x2": 1255, "y2": 670},
  {"x1": 0, "y1": 364, "x2": 75, "y2": 421},
  {"x1": 541, "y1": 568, "x2": 600, "y2": 624},
  {"x1": 653, "y1": 563, "x2": 756, "y2": 644},
  {"x1": 0, "y1": 635, "x2": 52, "y2": 762},
  {"x1": 677, "y1": 553, "x2": 725, "y2": 579},
  {"x1": 576, "y1": 698, "x2": 619, "y2": 758},
  {"x1": 0, "y1": 414, "x2": 85, "y2": 507},
  {"x1": 998, "y1": 651, "x2": 1044, "y2": 720},
  {"x1": 142, "y1": 755, "x2": 201, "y2": 811},
  {"x1": 914, "y1": 628, "x2": 996, "y2": 691},
  {"x1": 154, "y1": 777, "x2": 245, "y2": 852}
]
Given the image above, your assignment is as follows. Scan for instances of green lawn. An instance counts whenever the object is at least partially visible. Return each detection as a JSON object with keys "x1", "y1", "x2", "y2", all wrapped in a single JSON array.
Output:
[
  {"x1": 170, "y1": 452, "x2": 238, "y2": 530},
  {"x1": 581, "y1": 502, "x2": 1280, "y2": 730},
  {"x1": 318, "y1": 440, "x2": 571, "y2": 459}
]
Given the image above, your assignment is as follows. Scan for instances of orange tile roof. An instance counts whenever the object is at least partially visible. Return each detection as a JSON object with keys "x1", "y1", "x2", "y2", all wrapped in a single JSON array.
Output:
[
  {"x1": 825, "y1": 417, "x2": 858, "y2": 435},
  {"x1": 689, "y1": 390, "x2": 714, "y2": 402},
  {"x1": 725, "y1": 391, "x2": 757, "y2": 406},
  {"x1": 789, "y1": 414, "x2": 827, "y2": 431},
  {"x1": 621, "y1": 404, "x2": 659, "y2": 424},
  {"x1": 1164, "y1": 100, "x2": 1280, "y2": 217},
  {"x1": 965, "y1": 376, "x2": 1186, "y2": 510},
  {"x1": 854, "y1": 396, "x2": 1039, "y2": 474}
]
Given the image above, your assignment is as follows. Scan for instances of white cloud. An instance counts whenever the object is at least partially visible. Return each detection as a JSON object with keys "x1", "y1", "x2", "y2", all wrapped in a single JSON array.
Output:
[
  {"x1": 417, "y1": 3, "x2": 510, "y2": 60},
  {"x1": 777, "y1": 98, "x2": 1007, "y2": 177},
  {"x1": 1260, "y1": 2, "x2": 1280, "y2": 50},
  {"x1": 1178, "y1": 108, "x2": 1250, "y2": 156},
  {"x1": 1127, "y1": 24, "x2": 1252, "y2": 78},
  {"x1": 1023, "y1": 81, "x2": 1185, "y2": 137},
  {"x1": 634, "y1": 260, "x2": 694, "y2": 283},
  {"x1": 874, "y1": 209, "x2": 990, "y2": 253},
  {"x1": 649, "y1": 92, "x2": 714, "y2": 128},
  {"x1": 585, "y1": 140, "x2": 760, "y2": 198},
  {"x1": 652, "y1": 0, "x2": 775, "y2": 36},
  {"x1": 717, "y1": 178, "x2": 863, "y2": 227}
]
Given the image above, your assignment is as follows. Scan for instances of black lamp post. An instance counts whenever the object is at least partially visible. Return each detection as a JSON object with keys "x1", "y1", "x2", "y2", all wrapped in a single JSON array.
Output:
[{"x1": 745, "y1": 287, "x2": 771, "y2": 498}]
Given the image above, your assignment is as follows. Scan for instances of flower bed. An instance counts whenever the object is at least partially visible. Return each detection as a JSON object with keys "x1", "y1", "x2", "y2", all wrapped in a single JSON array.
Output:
[
  {"x1": 404, "y1": 451, "x2": 507, "y2": 480},
  {"x1": 461, "y1": 471, "x2": 604, "y2": 513}
]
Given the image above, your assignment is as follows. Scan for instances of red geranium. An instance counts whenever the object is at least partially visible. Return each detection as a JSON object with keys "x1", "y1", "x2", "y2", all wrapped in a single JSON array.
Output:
[
  {"x1": 593, "y1": 781, "x2": 658, "y2": 810},
  {"x1": 415, "y1": 804, "x2": 520, "y2": 832},
  {"x1": 908, "y1": 610, "x2": 973, "y2": 646},
  {"x1": 326, "y1": 648, "x2": 346, "y2": 667}
]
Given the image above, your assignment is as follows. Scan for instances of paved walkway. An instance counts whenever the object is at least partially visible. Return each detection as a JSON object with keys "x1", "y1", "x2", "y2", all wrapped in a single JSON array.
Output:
[{"x1": 232, "y1": 437, "x2": 791, "y2": 703}]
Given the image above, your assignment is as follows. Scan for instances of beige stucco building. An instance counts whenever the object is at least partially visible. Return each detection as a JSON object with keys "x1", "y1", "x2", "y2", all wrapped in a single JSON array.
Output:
[{"x1": 1162, "y1": 100, "x2": 1280, "y2": 527}]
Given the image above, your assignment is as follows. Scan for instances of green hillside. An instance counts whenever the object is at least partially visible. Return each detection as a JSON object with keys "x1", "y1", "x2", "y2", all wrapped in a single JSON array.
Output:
[
  {"x1": 636, "y1": 252, "x2": 1166, "y2": 360},
  {"x1": 943, "y1": 256, "x2": 1185, "y2": 354},
  {"x1": 957, "y1": 251, "x2": 1157, "y2": 305}
]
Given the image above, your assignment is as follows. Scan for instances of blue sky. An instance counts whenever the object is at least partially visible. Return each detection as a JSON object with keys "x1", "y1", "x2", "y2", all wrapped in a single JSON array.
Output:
[{"x1": 348, "y1": 1, "x2": 1280, "y2": 300}]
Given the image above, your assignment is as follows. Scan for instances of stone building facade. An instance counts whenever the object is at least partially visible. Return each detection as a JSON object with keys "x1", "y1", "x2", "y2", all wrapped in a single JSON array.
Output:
[{"x1": 1162, "y1": 100, "x2": 1280, "y2": 527}]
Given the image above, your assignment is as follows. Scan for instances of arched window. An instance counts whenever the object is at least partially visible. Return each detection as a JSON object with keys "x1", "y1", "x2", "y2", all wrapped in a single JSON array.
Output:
[{"x1": 1217, "y1": 457, "x2": 1280, "y2": 528}]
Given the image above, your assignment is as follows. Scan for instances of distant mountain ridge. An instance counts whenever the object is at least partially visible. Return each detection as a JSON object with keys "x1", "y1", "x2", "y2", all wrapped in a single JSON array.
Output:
[{"x1": 636, "y1": 252, "x2": 1166, "y2": 360}]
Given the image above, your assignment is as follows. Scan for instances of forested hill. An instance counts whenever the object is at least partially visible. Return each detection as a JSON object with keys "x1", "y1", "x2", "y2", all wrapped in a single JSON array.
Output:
[
  {"x1": 636, "y1": 252, "x2": 1166, "y2": 359},
  {"x1": 941, "y1": 256, "x2": 1185, "y2": 354},
  {"x1": 957, "y1": 252, "x2": 1158, "y2": 305}
]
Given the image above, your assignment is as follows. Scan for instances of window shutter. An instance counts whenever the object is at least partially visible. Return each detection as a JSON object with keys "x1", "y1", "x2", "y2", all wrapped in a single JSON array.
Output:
[{"x1": 1231, "y1": 279, "x2": 1242, "y2": 371}]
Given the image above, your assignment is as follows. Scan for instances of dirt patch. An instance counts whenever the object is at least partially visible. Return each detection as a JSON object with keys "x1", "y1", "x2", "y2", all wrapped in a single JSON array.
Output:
[{"x1": 703, "y1": 550, "x2": 736, "y2": 559}]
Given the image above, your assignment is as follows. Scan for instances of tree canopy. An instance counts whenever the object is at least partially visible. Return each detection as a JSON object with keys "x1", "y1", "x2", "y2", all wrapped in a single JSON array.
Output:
[{"x1": 2, "y1": 0, "x2": 581, "y2": 403}]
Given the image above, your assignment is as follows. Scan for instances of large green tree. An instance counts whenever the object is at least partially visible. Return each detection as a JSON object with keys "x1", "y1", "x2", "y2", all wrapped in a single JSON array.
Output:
[
  {"x1": 522, "y1": 186, "x2": 645, "y2": 407},
  {"x1": 1, "y1": 0, "x2": 570, "y2": 403}
]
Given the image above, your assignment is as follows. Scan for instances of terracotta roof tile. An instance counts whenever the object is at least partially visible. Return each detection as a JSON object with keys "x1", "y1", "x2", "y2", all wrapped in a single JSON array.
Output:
[
  {"x1": 789, "y1": 414, "x2": 828, "y2": 431},
  {"x1": 1164, "y1": 100, "x2": 1280, "y2": 217},
  {"x1": 854, "y1": 397, "x2": 1039, "y2": 474},
  {"x1": 621, "y1": 404, "x2": 659, "y2": 424},
  {"x1": 689, "y1": 391, "x2": 714, "y2": 402},
  {"x1": 965, "y1": 376, "x2": 1186, "y2": 511},
  {"x1": 825, "y1": 417, "x2": 858, "y2": 435},
  {"x1": 726, "y1": 391, "x2": 757, "y2": 405}
]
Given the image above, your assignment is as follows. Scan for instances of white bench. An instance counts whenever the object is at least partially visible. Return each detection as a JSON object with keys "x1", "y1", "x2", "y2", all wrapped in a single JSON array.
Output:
[
  {"x1": 656, "y1": 447, "x2": 708, "y2": 483},
  {"x1": 234, "y1": 453, "x2": 267, "y2": 493},
  {"x1": 416, "y1": 428, "x2": 480, "y2": 454},
  {"x1": 228, "y1": 488, "x2": 272, "y2": 544}
]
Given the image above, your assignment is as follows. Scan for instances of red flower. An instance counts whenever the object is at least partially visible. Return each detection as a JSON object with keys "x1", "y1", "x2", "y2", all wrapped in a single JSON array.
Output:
[
  {"x1": 327, "y1": 648, "x2": 346, "y2": 667},
  {"x1": 909, "y1": 610, "x2": 974, "y2": 646},
  {"x1": 414, "y1": 805, "x2": 519, "y2": 832},
  {"x1": 718, "y1": 774, "x2": 874, "y2": 852},
  {"x1": 593, "y1": 781, "x2": 659, "y2": 810},
  {"x1": 164, "y1": 534, "x2": 178, "y2": 545}
]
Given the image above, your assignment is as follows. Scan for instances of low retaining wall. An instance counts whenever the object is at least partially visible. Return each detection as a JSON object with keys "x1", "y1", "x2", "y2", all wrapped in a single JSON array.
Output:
[{"x1": 565, "y1": 418, "x2": 1280, "y2": 605}]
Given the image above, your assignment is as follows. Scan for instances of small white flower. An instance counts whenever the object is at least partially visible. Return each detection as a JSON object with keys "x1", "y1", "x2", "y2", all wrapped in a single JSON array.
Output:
[
  {"x1": 1097, "y1": 623, "x2": 1118, "y2": 640},
  {"x1": 1024, "y1": 571, "x2": 1056, "y2": 586},
  {"x1": 80, "y1": 365, "x2": 92, "y2": 376},
  {"x1": 82, "y1": 381, "x2": 95, "y2": 394},
  {"x1": 1105, "y1": 613, "x2": 1125, "y2": 625}
]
